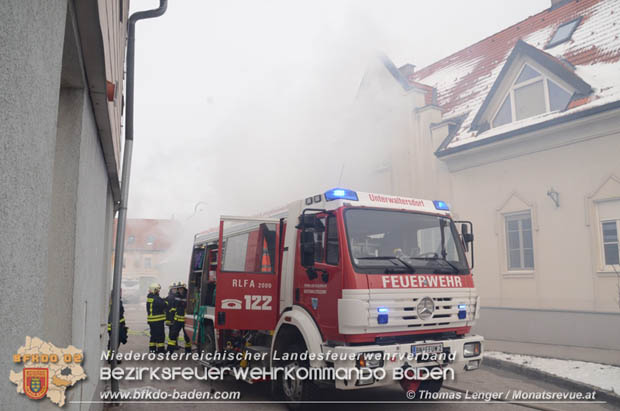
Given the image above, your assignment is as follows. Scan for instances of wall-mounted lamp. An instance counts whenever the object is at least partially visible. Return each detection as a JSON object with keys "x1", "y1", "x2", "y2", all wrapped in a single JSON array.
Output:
[{"x1": 547, "y1": 188, "x2": 560, "y2": 208}]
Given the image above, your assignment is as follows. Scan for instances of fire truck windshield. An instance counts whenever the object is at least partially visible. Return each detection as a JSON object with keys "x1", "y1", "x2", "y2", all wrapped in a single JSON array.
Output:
[{"x1": 344, "y1": 208, "x2": 469, "y2": 274}]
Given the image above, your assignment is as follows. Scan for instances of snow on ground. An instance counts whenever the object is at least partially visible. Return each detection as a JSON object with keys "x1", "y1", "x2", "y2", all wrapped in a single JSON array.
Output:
[{"x1": 485, "y1": 351, "x2": 620, "y2": 394}]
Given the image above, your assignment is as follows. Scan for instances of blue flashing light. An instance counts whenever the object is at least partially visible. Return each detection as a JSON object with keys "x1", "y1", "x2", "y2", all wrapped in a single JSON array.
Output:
[
  {"x1": 325, "y1": 188, "x2": 358, "y2": 202},
  {"x1": 433, "y1": 200, "x2": 450, "y2": 211},
  {"x1": 458, "y1": 304, "x2": 467, "y2": 319},
  {"x1": 377, "y1": 307, "x2": 389, "y2": 324}
]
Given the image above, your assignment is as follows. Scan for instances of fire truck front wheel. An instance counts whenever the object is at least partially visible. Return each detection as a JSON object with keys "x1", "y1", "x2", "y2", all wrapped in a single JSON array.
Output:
[
  {"x1": 274, "y1": 344, "x2": 317, "y2": 408},
  {"x1": 199, "y1": 321, "x2": 215, "y2": 355}
]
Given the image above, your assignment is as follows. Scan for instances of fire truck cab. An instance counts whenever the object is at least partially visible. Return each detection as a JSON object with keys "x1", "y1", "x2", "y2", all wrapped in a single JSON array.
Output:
[{"x1": 185, "y1": 188, "x2": 483, "y2": 401}]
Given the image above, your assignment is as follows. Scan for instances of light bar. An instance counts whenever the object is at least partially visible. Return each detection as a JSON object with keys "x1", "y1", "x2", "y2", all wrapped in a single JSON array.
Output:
[
  {"x1": 433, "y1": 200, "x2": 450, "y2": 211},
  {"x1": 325, "y1": 188, "x2": 358, "y2": 201}
]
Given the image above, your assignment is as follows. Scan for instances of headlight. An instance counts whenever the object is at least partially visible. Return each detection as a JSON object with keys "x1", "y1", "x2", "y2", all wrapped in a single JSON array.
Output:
[
  {"x1": 357, "y1": 352, "x2": 384, "y2": 368},
  {"x1": 463, "y1": 342, "x2": 481, "y2": 358}
]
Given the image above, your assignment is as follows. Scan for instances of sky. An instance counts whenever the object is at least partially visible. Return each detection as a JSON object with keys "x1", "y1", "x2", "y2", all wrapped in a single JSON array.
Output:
[{"x1": 126, "y1": 0, "x2": 550, "y2": 226}]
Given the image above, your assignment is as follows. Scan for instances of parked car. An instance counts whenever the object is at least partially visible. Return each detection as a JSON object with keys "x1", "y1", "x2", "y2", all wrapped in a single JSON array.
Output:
[{"x1": 121, "y1": 278, "x2": 141, "y2": 304}]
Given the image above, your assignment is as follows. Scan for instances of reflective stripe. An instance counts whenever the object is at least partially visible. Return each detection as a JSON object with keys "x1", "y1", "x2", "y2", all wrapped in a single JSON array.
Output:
[
  {"x1": 184, "y1": 342, "x2": 192, "y2": 348},
  {"x1": 174, "y1": 315, "x2": 185, "y2": 322},
  {"x1": 147, "y1": 315, "x2": 166, "y2": 322},
  {"x1": 120, "y1": 318, "x2": 125, "y2": 323},
  {"x1": 149, "y1": 342, "x2": 156, "y2": 347},
  {"x1": 167, "y1": 340, "x2": 177, "y2": 346},
  {"x1": 147, "y1": 298, "x2": 154, "y2": 302},
  {"x1": 156, "y1": 343, "x2": 165, "y2": 347}
]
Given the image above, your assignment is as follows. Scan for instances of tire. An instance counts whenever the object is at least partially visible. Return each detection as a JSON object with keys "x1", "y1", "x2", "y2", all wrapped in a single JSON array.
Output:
[
  {"x1": 199, "y1": 322, "x2": 216, "y2": 355},
  {"x1": 273, "y1": 344, "x2": 316, "y2": 410},
  {"x1": 419, "y1": 377, "x2": 443, "y2": 393}
]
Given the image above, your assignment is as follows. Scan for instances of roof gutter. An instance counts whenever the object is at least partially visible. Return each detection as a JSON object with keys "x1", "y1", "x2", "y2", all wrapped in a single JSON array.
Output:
[
  {"x1": 109, "y1": 0, "x2": 168, "y2": 395},
  {"x1": 72, "y1": 0, "x2": 121, "y2": 202},
  {"x1": 436, "y1": 99, "x2": 620, "y2": 158}
]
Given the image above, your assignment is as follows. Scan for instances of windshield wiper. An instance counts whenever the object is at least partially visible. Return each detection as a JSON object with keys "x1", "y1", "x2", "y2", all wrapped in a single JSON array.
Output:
[
  {"x1": 357, "y1": 256, "x2": 416, "y2": 273},
  {"x1": 409, "y1": 256, "x2": 460, "y2": 274}
]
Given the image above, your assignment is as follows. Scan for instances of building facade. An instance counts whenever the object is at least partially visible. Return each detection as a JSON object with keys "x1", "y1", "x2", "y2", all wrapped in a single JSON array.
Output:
[
  {"x1": 358, "y1": 0, "x2": 620, "y2": 349},
  {"x1": 117, "y1": 218, "x2": 181, "y2": 290},
  {"x1": 1, "y1": 1, "x2": 129, "y2": 408}
]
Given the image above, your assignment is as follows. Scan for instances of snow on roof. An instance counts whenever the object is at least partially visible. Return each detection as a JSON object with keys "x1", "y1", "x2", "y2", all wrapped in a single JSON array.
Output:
[{"x1": 410, "y1": 0, "x2": 620, "y2": 153}]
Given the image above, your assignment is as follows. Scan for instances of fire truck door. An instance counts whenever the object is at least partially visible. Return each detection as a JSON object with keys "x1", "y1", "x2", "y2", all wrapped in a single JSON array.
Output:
[{"x1": 215, "y1": 216, "x2": 281, "y2": 330}]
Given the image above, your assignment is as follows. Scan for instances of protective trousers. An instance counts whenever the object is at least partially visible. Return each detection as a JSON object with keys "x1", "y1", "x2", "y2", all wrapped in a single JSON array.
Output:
[
  {"x1": 149, "y1": 320, "x2": 166, "y2": 353},
  {"x1": 168, "y1": 321, "x2": 191, "y2": 353}
]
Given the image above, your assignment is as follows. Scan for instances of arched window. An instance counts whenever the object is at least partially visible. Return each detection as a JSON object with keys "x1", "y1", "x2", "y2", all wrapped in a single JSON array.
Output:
[{"x1": 492, "y1": 64, "x2": 573, "y2": 128}]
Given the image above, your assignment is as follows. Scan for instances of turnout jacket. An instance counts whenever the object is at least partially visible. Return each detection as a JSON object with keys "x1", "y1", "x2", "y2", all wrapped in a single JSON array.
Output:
[
  {"x1": 146, "y1": 292, "x2": 167, "y2": 323},
  {"x1": 107, "y1": 299, "x2": 128, "y2": 343},
  {"x1": 172, "y1": 290, "x2": 187, "y2": 322},
  {"x1": 166, "y1": 291, "x2": 176, "y2": 323}
]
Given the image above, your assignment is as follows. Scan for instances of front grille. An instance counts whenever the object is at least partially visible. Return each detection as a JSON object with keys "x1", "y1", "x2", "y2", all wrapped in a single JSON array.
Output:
[{"x1": 347, "y1": 288, "x2": 476, "y2": 334}]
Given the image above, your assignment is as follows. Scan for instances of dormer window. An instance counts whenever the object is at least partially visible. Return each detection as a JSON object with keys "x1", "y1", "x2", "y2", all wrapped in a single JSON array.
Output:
[
  {"x1": 546, "y1": 17, "x2": 581, "y2": 49},
  {"x1": 492, "y1": 64, "x2": 572, "y2": 128}
]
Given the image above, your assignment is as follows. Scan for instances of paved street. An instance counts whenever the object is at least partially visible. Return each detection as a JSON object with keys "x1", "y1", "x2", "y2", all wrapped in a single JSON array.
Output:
[{"x1": 99, "y1": 304, "x2": 615, "y2": 410}]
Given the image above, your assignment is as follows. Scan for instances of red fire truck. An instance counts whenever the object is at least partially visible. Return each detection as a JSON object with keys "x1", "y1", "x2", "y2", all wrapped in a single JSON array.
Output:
[{"x1": 184, "y1": 188, "x2": 483, "y2": 401}]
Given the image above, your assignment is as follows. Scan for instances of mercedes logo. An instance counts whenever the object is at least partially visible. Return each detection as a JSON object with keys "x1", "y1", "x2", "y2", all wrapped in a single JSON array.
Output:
[{"x1": 417, "y1": 297, "x2": 435, "y2": 320}]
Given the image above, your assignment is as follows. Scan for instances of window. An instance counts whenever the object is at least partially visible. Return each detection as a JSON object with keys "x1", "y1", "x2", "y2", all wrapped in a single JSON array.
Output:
[
  {"x1": 546, "y1": 17, "x2": 581, "y2": 49},
  {"x1": 314, "y1": 217, "x2": 326, "y2": 263},
  {"x1": 492, "y1": 64, "x2": 573, "y2": 128},
  {"x1": 598, "y1": 199, "x2": 620, "y2": 267},
  {"x1": 602, "y1": 222, "x2": 619, "y2": 265},
  {"x1": 326, "y1": 216, "x2": 339, "y2": 265},
  {"x1": 144, "y1": 257, "x2": 152, "y2": 269},
  {"x1": 222, "y1": 233, "x2": 250, "y2": 272},
  {"x1": 221, "y1": 224, "x2": 276, "y2": 273},
  {"x1": 192, "y1": 247, "x2": 206, "y2": 271},
  {"x1": 493, "y1": 96, "x2": 512, "y2": 127},
  {"x1": 344, "y1": 209, "x2": 468, "y2": 274},
  {"x1": 505, "y1": 211, "x2": 534, "y2": 270},
  {"x1": 127, "y1": 235, "x2": 135, "y2": 244},
  {"x1": 146, "y1": 235, "x2": 155, "y2": 246},
  {"x1": 417, "y1": 225, "x2": 460, "y2": 261}
]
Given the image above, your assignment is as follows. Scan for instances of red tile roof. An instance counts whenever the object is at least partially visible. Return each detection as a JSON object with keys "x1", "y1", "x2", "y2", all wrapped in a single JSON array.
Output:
[
  {"x1": 410, "y1": 0, "x2": 620, "y2": 150},
  {"x1": 114, "y1": 219, "x2": 181, "y2": 251}
]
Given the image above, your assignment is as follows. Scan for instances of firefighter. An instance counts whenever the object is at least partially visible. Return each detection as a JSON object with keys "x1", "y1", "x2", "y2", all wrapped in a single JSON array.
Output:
[
  {"x1": 107, "y1": 289, "x2": 128, "y2": 362},
  {"x1": 146, "y1": 282, "x2": 167, "y2": 353},
  {"x1": 168, "y1": 282, "x2": 191, "y2": 353},
  {"x1": 165, "y1": 282, "x2": 178, "y2": 346}
]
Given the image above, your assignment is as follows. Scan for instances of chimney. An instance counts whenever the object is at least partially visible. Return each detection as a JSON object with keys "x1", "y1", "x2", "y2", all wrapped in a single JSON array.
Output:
[
  {"x1": 398, "y1": 63, "x2": 416, "y2": 78},
  {"x1": 550, "y1": 0, "x2": 567, "y2": 9}
]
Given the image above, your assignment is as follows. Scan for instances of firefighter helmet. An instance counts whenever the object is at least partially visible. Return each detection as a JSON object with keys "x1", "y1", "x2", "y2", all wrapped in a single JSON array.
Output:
[
  {"x1": 169, "y1": 281, "x2": 178, "y2": 289},
  {"x1": 178, "y1": 282, "x2": 187, "y2": 289},
  {"x1": 148, "y1": 282, "x2": 161, "y2": 293}
]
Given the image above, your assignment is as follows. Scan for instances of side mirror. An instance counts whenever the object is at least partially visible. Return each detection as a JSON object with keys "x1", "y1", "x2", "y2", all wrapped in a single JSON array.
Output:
[
  {"x1": 297, "y1": 214, "x2": 325, "y2": 232},
  {"x1": 461, "y1": 223, "x2": 471, "y2": 251},
  {"x1": 457, "y1": 220, "x2": 474, "y2": 269},
  {"x1": 462, "y1": 225, "x2": 474, "y2": 247},
  {"x1": 300, "y1": 231, "x2": 315, "y2": 268}
]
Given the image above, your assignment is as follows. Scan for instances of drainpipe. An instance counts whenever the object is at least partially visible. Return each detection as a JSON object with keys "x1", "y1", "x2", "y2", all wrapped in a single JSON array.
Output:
[{"x1": 110, "y1": 0, "x2": 167, "y2": 394}]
